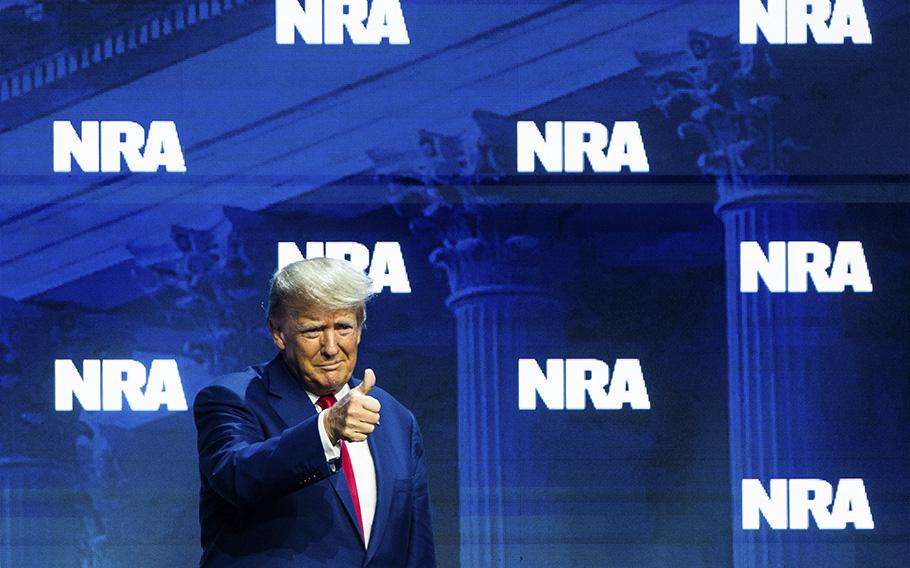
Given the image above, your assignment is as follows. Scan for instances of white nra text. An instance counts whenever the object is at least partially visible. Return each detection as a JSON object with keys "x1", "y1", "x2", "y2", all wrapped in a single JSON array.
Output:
[
  {"x1": 276, "y1": 0, "x2": 409, "y2": 45},
  {"x1": 518, "y1": 358, "x2": 651, "y2": 410},
  {"x1": 740, "y1": 241, "x2": 872, "y2": 293},
  {"x1": 55, "y1": 359, "x2": 188, "y2": 412},
  {"x1": 53, "y1": 121, "x2": 186, "y2": 173},
  {"x1": 740, "y1": 0, "x2": 871, "y2": 45},
  {"x1": 278, "y1": 241, "x2": 411, "y2": 293},
  {"x1": 516, "y1": 121, "x2": 649, "y2": 174},
  {"x1": 742, "y1": 478, "x2": 874, "y2": 530}
]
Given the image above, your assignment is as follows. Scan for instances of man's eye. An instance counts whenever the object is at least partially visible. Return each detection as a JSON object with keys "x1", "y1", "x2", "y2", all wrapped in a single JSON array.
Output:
[{"x1": 302, "y1": 331, "x2": 321, "y2": 339}]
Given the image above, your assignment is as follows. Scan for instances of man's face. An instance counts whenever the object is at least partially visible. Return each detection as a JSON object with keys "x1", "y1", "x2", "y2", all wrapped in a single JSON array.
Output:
[{"x1": 269, "y1": 306, "x2": 362, "y2": 396}]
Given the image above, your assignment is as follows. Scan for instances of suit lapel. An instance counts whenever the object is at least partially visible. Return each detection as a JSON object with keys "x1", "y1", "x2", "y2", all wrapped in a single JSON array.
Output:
[
  {"x1": 328, "y1": 456, "x2": 364, "y2": 546},
  {"x1": 264, "y1": 356, "x2": 365, "y2": 546},
  {"x1": 262, "y1": 354, "x2": 316, "y2": 429},
  {"x1": 365, "y1": 413, "x2": 392, "y2": 562}
]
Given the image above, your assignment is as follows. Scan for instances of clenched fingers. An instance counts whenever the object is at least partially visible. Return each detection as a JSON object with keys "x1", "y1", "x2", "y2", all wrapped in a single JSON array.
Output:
[{"x1": 326, "y1": 392, "x2": 381, "y2": 444}]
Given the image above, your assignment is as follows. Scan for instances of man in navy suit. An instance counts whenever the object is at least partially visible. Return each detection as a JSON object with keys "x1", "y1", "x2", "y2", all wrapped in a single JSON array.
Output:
[{"x1": 193, "y1": 257, "x2": 436, "y2": 567}]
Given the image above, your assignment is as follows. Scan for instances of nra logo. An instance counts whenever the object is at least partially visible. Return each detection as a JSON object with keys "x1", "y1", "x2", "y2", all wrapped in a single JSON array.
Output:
[
  {"x1": 740, "y1": 0, "x2": 871, "y2": 45},
  {"x1": 742, "y1": 478, "x2": 874, "y2": 530},
  {"x1": 53, "y1": 121, "x2": 186, "y2": 173},
  {"x1": 740, "y1": 241, "x2": 872, "y2": 293},
  {"x1": 278, "y1": 241, "x2": 411, "y2": 293},
  {"x1": 276, "y1": 0, "x2": 409, "y2": 45},
  {"x1": 55, "y1": 359, "x2": 188, "y2": 412},
  {"x1": 518, "y1": 358, "x2": 651, "y2": 410},
  {"x1": 516, "y1": 121, "x2": 649, "y2": 174}
]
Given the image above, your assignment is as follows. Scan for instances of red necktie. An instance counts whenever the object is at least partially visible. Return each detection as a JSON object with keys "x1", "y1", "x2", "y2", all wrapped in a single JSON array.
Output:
[{"x1": 315, "y1": 395, "x2": 364, "y2": 538}]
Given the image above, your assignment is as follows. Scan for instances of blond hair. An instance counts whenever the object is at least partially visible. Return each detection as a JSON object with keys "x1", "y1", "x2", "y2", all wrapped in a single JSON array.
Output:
[{"x1": 267, "y1": 257, "x2": 374, "y2": 325}]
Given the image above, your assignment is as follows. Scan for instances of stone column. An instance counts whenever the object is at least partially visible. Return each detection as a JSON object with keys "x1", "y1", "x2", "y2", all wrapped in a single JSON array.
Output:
[
  {"x1": 722, "y1": 200, "x2": 855, "y2": 567},
  {"x1": 640, "y1": 33, "x2": 866, "y2": 567},
  {"x1": 442, "y1": 236, "x2": 564, "y2": 567},
  {"x1": 371, "y1": 114, "x2": 564, "y2": 566}
]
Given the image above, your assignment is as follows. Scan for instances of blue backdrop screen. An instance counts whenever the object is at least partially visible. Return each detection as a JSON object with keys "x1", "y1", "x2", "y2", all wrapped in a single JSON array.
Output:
[{"x1": 0, "y1": 1, "x2": 907, "y2": 566}]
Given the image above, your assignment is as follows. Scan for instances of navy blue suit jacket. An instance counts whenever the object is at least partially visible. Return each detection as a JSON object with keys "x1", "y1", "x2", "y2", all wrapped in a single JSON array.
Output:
[{"x1": 193, "y1": 355, "x2": 436, "y2": 567}]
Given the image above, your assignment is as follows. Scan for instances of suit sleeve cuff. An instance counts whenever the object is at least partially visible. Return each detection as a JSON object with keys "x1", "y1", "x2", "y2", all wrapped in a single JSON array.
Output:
[{"x1": 317, "y1": 408, "x2": 342, "y2": 466}]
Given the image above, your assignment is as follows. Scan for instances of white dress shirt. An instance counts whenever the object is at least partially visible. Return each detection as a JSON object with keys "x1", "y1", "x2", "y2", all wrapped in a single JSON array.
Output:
[{"x1": 307, "y1": 384, "x2": 377, "y2": 547}]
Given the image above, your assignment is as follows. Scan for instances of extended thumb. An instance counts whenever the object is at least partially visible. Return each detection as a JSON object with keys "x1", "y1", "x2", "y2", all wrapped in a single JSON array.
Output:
[{"x1": 358, "y1": 368, "x2": 376, "y2": 395}]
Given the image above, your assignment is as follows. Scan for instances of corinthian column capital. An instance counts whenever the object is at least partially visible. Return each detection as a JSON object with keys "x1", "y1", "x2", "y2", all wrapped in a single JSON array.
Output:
[
  {"x1": 126, "y1": 209, "x2": 266, "y2": 375},
  {"x1": 368, "y1": 111, "x2": 551, "y2": 301},
  {"x1": 637, "y1": 31, "x2": 811, "y2": 210}
]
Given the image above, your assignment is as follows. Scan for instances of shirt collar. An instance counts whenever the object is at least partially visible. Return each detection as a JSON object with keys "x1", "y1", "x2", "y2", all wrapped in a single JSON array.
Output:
[{"x1": 305, "y1": 383, "x2": 351, "y2": 406}]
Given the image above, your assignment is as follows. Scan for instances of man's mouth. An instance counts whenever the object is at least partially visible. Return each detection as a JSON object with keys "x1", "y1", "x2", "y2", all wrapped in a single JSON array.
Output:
[{"x1": 318, "y1": 361, "x2": 343, "y2": 371}]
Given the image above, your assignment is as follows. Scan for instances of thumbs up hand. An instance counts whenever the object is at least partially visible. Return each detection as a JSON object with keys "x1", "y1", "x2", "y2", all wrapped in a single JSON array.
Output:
[
  {"x1": 356, "y1": 368, "x2": 376, "y2": 396},
  {"x1": 324, "y1": 368, "x2": 381, "y2": 444}
]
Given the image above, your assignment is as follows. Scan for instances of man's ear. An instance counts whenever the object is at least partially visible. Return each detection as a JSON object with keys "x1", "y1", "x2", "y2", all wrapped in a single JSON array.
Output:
[{"x1": 268, "y1": 318, "x2": 286, "y2": 351}]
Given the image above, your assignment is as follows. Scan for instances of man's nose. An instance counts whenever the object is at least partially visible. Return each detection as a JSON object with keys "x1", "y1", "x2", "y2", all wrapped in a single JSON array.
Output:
[{"x1": 320, "y1": 330, "x2": 339, "y2": 356}]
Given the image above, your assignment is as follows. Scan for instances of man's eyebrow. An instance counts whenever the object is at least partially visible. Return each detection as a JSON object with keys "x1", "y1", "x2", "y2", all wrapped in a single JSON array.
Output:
[{"x1": 296, "y1": 323, "x2": 325, "y2": 332}]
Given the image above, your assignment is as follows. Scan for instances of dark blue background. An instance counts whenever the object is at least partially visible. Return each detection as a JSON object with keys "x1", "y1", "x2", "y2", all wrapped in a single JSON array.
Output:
[{"x1": 0, "y1": 1, "x2": 907, "y2": 566}]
